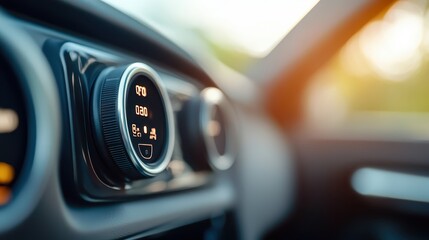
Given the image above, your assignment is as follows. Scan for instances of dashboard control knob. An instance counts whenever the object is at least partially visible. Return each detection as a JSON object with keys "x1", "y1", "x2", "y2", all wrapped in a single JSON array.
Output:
[
  {"x1": 179, "y1": 88, "x2": 236, "y2": 171},
  {"x1": 91, "y1": 63, "x2": 174, "y2": 179}
]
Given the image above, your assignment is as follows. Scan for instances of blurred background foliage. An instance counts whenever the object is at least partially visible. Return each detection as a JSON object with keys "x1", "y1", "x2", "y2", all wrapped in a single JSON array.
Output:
[{"x1": 313, "y1": 0, "x2": 429, "y2": 113}]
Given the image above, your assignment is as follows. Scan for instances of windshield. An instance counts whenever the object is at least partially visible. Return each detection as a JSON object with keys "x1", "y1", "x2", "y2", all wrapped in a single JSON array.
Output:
[
  {"x1": 103, "y1": 0, "x2": 319, "y2": 72},
  {"x1": 305, "y1": 0, "x2": 429, "y2": 137}
]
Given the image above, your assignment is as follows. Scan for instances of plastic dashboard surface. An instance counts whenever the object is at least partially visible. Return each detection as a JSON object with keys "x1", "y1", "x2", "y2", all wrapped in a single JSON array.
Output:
[
  {"x1": 56, "y1": 42, "x2": 214, "y2": 201},
  {"x1": 0, "y1": 14, "x2": 237, "y2": 239},
  {"x1": 0, "y1": 2, "x2": 295, "y2": 239}
]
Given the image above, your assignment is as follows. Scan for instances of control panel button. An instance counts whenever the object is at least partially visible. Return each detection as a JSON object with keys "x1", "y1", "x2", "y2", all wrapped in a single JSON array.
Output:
[
  {"x1": 91, "y1": 63, "x2": 174, "y2": 179},
  {"x1": 178, "y1": 88, "x2": 236, "y2": 171},
  {"x1": 138, "y1": 144, "x2": 153, "y2": 159}
]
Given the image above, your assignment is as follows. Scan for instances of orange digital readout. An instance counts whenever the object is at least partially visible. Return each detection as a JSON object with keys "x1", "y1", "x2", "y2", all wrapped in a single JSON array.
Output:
[{"x1": 0, "y1": 162, "x2": 14, "y2": 185}]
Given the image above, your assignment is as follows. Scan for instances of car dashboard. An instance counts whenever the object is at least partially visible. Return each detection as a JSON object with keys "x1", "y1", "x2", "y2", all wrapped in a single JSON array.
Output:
[{"x1": 0, "y1": 1, "x2": 293, "y2": 239}]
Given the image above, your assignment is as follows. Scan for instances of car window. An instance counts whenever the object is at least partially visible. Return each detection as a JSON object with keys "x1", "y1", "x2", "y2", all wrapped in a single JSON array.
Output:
[
  {"x1": 102, "y1": 0, "x2": 319, "y2": 72},
  {"x1": 305, "y1": 0, "x2": 429, "y2": 136}
]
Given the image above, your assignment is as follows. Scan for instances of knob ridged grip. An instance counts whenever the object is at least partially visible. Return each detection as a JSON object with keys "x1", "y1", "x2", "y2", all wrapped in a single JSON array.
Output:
[
  {"x1": 94, "y1": 67, "x2": 143, "y2": 179},
  {"x1": 99, "y1": 75, "x2": 143, "y2": 179}
]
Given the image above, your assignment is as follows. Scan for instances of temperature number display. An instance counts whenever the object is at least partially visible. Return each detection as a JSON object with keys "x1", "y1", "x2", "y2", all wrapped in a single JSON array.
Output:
[{"x1": 125, "y1": 74, "x2": 167, "y2": 163}]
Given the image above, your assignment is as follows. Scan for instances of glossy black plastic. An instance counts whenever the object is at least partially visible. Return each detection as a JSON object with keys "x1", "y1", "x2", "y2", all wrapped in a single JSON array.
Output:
[{"x1": 56, "y1": 42, "x2": 211, "y2": 201}]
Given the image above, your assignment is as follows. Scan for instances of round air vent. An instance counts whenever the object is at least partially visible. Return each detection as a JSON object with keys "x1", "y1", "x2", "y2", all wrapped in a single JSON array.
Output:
[{"x1": 179, "y1": 87, "x2": 237, "y2": 171}]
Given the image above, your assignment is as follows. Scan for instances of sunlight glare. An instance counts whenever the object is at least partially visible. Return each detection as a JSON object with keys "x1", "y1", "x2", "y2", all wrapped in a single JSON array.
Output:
[
  {"x1": 358, "y1": 0, "x2": 425, "y2": 81},
  {"x1": 178, "y1": 0, "x2": 320, "y2": 57},
  {"x1": 103, "y1": 0, "x2": 319, "y2": 58}
]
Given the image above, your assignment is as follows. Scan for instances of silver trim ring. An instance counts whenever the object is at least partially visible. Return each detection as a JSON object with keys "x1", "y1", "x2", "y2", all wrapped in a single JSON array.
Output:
[
  {"x1": 200, "y1": 88, "x2": 236, "y2": 171},
  {"x1": 117, "y1": 63, "x2": 175, "y2": 176}
]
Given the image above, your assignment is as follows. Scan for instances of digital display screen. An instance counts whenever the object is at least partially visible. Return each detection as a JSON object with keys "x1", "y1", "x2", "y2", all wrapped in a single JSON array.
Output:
[{"x1": 126, "y1": 74, "x2": 167, "y2": 164}]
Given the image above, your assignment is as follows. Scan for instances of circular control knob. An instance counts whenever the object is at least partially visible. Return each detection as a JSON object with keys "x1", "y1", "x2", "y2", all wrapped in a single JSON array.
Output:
[
  {"x1": 91, "y1": 63, "x2": 174, "y2": 179},
  {"x1": 179, "y1": 88, "x2": 236, "y2": 171}
]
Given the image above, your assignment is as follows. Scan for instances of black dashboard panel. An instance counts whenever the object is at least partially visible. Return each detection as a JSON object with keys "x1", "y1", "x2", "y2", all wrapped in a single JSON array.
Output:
[{"x1": 54, "y1": 42, "x2": 214, "y2": 201}]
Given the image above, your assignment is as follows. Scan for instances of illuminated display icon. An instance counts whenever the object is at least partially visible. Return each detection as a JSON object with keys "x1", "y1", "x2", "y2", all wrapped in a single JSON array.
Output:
[
  {"x1": 143, "y1": 125, "x2": 148, "y2": 134},
  {"x1": 135, "y1": 105, "x2": 148, "y2": 117},
  {"x1": 150, "y1": 128, "x2": 157, "y2": 140},
  {"x1": 0, "y1": 162, "x2": 13, "y2": 205},
  {"x1": 0, "y1": 162, "x2": 14, "y2": 185},
  {"x1": 135, "y1": 84, "x2": 147, "y2": 97},
  {"x1": 131, "y1": 124, "x2": 141, "y2": 137},
  {"x1": 138, "y1": 144, "x2": 153, "y2": 159},
  {"x1": 0, "y1": 108, "x2": 19, "y2": 133}
]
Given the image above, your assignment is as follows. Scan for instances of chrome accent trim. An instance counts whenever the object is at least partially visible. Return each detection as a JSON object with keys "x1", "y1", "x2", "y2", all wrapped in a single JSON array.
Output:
[
  {"x1": 200, "y1": 88, "x2": 236, "y2": 171},
  {"x1": 118, "y1": 63, "x2": 175, "y2": 176},
  {"x1": 352, "y1": 168, "x2": 429, "y2": 203}
]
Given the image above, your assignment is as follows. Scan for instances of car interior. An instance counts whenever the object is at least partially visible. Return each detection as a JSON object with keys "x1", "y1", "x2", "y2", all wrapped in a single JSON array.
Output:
[{"x1": 1, "y1": 0, "x2": 429, "y2": 239}]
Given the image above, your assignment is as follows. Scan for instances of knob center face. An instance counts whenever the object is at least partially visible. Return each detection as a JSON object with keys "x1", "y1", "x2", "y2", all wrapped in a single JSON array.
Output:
[
  {"x1": 93, "y1": 63, "x2": 174, "y2": 179},
  {"x1": 124, "y1": 74, "x2": 167, "y2": 164}
]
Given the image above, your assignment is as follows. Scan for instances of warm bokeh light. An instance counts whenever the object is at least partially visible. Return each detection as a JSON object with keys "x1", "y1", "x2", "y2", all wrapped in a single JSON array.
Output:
[
  {"x1": 207, "y1": 120, "x2": 221, "y2": 137},
  {"x1": 358, "y1": 0, "x2": 425, "y2": 81},
  {"x1": 0, "y1": 108, "x2": 19, "y2": 133},
  {"x1": 0, "y1": 162, "x2": 14, "y2": 185},
  {"x1": 306, "y1": 0, "x2": 429, "y2": 133}
]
